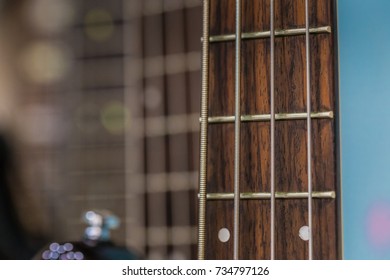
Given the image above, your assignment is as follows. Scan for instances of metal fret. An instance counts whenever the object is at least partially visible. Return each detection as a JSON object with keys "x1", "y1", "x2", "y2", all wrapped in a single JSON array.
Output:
[
  {"x1": 141, "y1": 113, "x2": 199, "y2": 137},
  {"x1": 143, "y1": 52, "x2": 201, "y2": 78},
  {"x1": 202, "y1": 191, "x2": 336, "y2": 200},
  {"x1": 126, "y1": 226, "x2": 197, "y2": 247},
  {"x1": 206, "y1": 111, "x2": 333, "y2": 124},
  {"x1": 207, "y1": 26, "x2": 331, "y2": 43},
  {"x1": 124, "y1": 52, "x2": 201, "y2": 83},
  {"x1": 141, "y1": 0, "x2": 201, "y2": 17},
  {"x1": 70, "y1": 194, "x2": 125, "y2": 201},
  {"x1": 142, "y1": 172, "x2": 198, "y2": 193}
]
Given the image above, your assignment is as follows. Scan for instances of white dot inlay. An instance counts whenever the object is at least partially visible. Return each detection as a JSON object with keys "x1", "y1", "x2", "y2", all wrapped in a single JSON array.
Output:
[
  {"x1": 299, "y1": 225, "x2": 310, "y2": 241},
  {"x1": 218, "y1": 228, "x2": 230, "y2": 243}
]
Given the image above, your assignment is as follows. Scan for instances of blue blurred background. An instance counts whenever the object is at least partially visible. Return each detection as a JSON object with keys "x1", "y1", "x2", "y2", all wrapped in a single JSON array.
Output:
[{"x1": 339, "y1": 0, "x2": 390, "y2": 259}]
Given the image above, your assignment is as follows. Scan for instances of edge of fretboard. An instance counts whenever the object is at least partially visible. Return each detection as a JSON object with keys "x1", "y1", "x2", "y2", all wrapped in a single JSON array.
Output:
[{"x1": 208, "y1": 26, "x2": 331, "y2": 43}]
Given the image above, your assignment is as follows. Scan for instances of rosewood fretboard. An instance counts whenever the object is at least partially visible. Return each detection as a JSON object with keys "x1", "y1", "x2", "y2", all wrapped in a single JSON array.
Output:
[{"x1": 198, "y1": 0, "x2": 341, "y2": 260}]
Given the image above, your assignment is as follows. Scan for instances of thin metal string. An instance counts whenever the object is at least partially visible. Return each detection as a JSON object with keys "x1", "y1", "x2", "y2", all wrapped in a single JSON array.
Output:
[
  {"x1": 198, "y1": 0, "x2": 210, "y2": 260},
  {"x1": 233, "y1": 0, "x2": 242, "y2": 260},
  {"x1": 305, "y1": 0, "x2": 314, "y2": 260},
  {"x1": 270, "y1": 0, "x2": 276, "y2": 261}
]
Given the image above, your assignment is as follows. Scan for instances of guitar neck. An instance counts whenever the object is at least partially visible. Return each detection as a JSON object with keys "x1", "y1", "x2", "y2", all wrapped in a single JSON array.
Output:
[{"x1": 198, "y1": 0, "x2": 341, "y2": 259}]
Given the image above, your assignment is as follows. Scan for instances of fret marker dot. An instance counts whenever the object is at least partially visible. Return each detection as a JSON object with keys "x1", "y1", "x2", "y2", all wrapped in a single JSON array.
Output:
[
  {"x1": 299, "y1": 226, "x2": 310, "y2": 241},
  {"x1": 218, "y1": 228, "x2": 230, "y2": 243}
]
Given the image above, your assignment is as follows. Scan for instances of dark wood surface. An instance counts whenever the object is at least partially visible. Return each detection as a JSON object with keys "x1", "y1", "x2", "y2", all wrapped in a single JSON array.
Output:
[{"x1": 204, "y1": 0, "x2": 340, "y2": 259}]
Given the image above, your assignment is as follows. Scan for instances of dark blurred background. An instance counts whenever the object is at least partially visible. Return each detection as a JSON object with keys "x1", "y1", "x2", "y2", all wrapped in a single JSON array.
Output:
[{"x1": 0, "y1": 0, "x2": 201, "y2": 259}]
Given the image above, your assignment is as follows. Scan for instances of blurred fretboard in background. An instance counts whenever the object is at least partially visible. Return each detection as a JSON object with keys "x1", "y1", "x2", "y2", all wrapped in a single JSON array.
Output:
[
  {"x1": 0, "y1": 0, "x2": 201, "y2": 259},
  {"x1": 67, "y1": 0, "x2": 202, "y2": 259},
  {"x1": 123, "y1": 1, "x2": 202, "y2": 259}
]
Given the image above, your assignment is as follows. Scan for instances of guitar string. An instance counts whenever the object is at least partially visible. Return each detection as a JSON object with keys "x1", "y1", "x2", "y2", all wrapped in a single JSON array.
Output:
[
  {"x1": 197, "y1": 0, "x2": 209, "y2": 260},
  {"x1": 305, "y1": 0, "x2": 314, "y2": 260},
  {"x1": 200, "y1": 0, "x2": 320, "y2": 260},
  {"x1": 233, "y1": 0, "x2": 242, "y2": 260},
  {"x1": 270, "y1": 0, "x2": 276, "y2": 260}
]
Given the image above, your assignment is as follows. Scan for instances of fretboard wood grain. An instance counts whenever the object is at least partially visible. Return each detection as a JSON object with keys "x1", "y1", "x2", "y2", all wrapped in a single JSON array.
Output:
[{"x1": 203, "y1": 0, "x2": 340, "y2": 260}]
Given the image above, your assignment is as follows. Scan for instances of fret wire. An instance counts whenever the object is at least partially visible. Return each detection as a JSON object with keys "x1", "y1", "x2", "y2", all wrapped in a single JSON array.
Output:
[
  {"x1": 143, "y1": 52, "x2": 201, "y2": 78},
  {"x1": 208, "y1": 26, "x2": 331, "y2": 43},
  {"x1": 270, "y1": 0, "x2": 276, "y2": 261},
  {"x1": 126, "y1": 226, "x2": 197, "y2": 247},
  {"x1": 127, "y1": 113, "x2": 200, "y2": 137},
  {"x1": 233, "y1": 0, "x2": 242, "y2": 260},
  {"x1": 203, "y1": 191, "x2": 336, "y2": 200},
  {"x1": 305, "y1": 0, "x2": 314, "y2": 260},
  {"x1": 206, "y1": 111, "x2": 333, "y2": 124},
  {"x1": 69, "y1": 169, "x2": 126, "y2": 176},
  {"x1": 197, "y1": 0, "x2": 209, "y2": 260},
  {"x1": 140, "y1": 0, "x2": 201, "y2": 17},
  {"x1": 143, "y1": 113, "x2": 200, "y2": 137},
  {"x1": 127, "y1": 172, "x2": 198, "y2": 195},
  {"x1": 70, "y1": 194, "x2": 128, "y2": 202}
]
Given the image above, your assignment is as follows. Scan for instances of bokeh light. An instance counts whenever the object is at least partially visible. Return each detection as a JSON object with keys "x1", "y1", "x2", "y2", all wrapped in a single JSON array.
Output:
[
  {"x1": 42, "y1": 242, "x2": 84, "y2": 260},
  {"x1": 100, "y1": 101, "x2": 130, "y2": 135},
  {"x1": 19, "y1": 41, "x2": 71, "y2": 84},
  {"x1": 84, "y1": 9, "x2": 114, "y2": 42}
]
